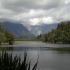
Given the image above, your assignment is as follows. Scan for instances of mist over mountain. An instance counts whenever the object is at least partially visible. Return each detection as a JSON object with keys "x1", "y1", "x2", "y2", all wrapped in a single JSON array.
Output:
[
  {"x1": 25, "y1": 23, "x2": 58, "y2": 36},
  {"x1": 2, "y1": 22, "x2": 35, "y2": 38}
]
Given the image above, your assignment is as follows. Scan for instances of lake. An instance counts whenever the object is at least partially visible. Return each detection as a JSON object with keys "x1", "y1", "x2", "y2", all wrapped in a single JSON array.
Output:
[{"x1": 0, "y1": 41, "x2": 70, "y2": 70}]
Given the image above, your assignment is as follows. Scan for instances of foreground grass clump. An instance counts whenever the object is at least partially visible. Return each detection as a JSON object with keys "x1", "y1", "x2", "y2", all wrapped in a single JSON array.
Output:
[{"x1": 0, "y1": 51, "x2": 38, "y2": 70}]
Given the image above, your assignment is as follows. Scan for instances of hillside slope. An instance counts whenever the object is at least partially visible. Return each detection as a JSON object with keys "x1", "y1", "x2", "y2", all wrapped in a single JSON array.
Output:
[{"x1": 2, "y1": 22, "x2": 34, "y2": 38}]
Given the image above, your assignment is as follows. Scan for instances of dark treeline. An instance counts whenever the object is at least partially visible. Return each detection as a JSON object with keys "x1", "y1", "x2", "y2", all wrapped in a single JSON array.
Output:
[
  {"x1": 15, "y1": 35, "x2": 44, "y2": 41},
  {"x1": 43, "y1": 21, "x2": 70, "y2": 44},
  {"x1": 0, "y1": 22, "x2": 14, "y2": 45},
  {"x1": 15, "y1": 36, "x2": 38, "y2": 41}
]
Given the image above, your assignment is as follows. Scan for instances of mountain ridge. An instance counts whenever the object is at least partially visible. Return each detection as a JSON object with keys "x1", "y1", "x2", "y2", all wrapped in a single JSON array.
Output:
[{"x1": 2, "y1": 22, "x2": 35, "y2": 38}]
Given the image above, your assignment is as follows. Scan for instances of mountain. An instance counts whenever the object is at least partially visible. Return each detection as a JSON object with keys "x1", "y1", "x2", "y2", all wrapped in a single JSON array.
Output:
[
  {"x1": 2, "y1": 22, "x2": 34, "y2": 38},
  {"x1": 25, "y1": 24, "x2": 58, "y2": 36}
]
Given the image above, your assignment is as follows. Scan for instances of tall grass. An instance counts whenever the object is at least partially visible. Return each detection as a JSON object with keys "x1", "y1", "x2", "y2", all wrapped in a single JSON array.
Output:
[{"x1": 0, "y1": 51, "x2": 38, "y2": 70}]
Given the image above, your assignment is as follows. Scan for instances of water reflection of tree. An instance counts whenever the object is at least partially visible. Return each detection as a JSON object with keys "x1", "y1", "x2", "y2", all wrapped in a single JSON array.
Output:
[
  {"x1": 0, "y1": 47, "x2": 14, "y2": 51},
  {"x1": 51, "y1": 47, "x2": 70, "y2": 53}
]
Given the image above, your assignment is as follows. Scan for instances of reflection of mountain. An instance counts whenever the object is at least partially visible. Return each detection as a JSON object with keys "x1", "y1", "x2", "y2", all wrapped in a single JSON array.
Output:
[
  {"x1": 2, "y1": 22, "x2": 35, "y2": 38},
  {"x1": 25, "y1": 24, "x2": 58, "y2": 36}
]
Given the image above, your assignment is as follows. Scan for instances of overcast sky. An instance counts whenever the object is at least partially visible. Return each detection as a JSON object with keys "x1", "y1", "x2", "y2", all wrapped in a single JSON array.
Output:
[{"x1": 0, "y1": 0, "x2": 70, "y2": 25}]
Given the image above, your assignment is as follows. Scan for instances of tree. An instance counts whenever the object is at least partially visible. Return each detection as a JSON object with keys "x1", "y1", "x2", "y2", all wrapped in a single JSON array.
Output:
[
  {"x1": 0, "y1": 23, "x2": 6, "y2": 44},
  {"x1": 0, "y1": 22, "x2": 4, "y2": 32},
  {"x1": 5, "y1": 30, "x2": 14, "y2": 45},
  {"x1": 0, "y1": 32, "x2": 6, "y2": 45},
  {"x1": 37, "y1": 34, "x2": 42, "y2": 40},
  {"x1": 43, "y1": 21, "x2": 70, "y2": 44}
]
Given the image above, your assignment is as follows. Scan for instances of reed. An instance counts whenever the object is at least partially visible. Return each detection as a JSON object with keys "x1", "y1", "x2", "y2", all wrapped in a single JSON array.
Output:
[{"x1": 0, "y1": 51, "x2": 38, "y2": 70}]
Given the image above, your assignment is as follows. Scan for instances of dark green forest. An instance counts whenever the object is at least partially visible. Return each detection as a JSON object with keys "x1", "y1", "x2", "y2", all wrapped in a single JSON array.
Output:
[
  {"x1": 43, "y1": 21, "x2": 70, "y2": 44},
  {"x1": 0, "y1": 22, "x2": 14, "y2": 45}
]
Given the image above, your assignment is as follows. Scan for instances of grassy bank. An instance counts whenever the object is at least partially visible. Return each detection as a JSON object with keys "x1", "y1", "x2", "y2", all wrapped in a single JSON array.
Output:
[
  {"x1": 0, "y1": 41, "x2": 21, "y2": 45},
  {"x1": 14, "y1": 41, "x2": 21, "y2": 44}
]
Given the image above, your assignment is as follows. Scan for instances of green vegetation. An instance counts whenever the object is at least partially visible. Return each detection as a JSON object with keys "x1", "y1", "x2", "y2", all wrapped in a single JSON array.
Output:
[
  {"x1": 15, "y1": 34, "x2": 45, "y2": 41},
  {"x1": 5, "y1": 30, "x2": 14, "y2": 45},
  {"x1": 0, "y1": 22, "x2": 14, "y2": 45},
  {"x1": 0, "y1": 51, "x2": 38, "y2": 70},
  {"x1": 0, "y1": 32, "x2": 6, "y2": 44},
  {"x1": 43, "y1": 21, "x2": 70, "y2": 44},
  {"x1": 36, "y1": 34, "x2": 45, "y2": 41},
  {"x1": 15, "y1": 37, "x2": 39, "y2": 41},
  {"x1": 38, "y1": 21, "x2": 70, "y2": 44}
]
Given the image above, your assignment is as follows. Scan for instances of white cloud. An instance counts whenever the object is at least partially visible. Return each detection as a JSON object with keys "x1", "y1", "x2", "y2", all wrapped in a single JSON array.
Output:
[
  {"x1": 30, "y1": 18, "x2": 40, "y2": 25},
  {"x1": 65, "y1": 0, "x2": 70, "y2": 4},
  {"x1": 0, "y1": 0, "x2": 70, "y2": 25},
  {"x1": 29, "y1": 16, "x2": 54, "y2": 25},
  {"x1": 42, "y1": 17, "x2": 54, "y2": 24}
]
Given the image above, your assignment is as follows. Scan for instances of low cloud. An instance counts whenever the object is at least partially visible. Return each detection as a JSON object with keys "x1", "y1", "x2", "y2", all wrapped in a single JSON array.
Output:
[{"x1": 29, "y1": 16, "x2": 54, "y2": 25}]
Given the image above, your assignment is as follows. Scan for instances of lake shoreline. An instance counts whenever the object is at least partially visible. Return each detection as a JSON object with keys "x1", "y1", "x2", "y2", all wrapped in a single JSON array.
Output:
[{"x1": 0, "y1": 41, "x2": 70, "y2": 48}]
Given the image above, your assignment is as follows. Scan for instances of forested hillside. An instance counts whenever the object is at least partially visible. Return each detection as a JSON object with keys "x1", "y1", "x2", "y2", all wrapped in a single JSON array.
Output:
[{"x1": 44, "y1": 21, "x2": 70, "y2": 44}]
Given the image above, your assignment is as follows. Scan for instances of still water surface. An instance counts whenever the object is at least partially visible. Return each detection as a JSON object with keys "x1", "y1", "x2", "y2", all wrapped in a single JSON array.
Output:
[{"x1": 0, "y1": 41, "x2": 70, "y2": 70}]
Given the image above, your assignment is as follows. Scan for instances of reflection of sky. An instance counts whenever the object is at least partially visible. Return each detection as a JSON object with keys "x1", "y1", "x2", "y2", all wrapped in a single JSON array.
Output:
[
  {"x1": 13, "y1": 42, "x2": 70, "y2": 48},
  {"x1": 0, "y1": 42, "x2": 70, "y2": 47}
]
